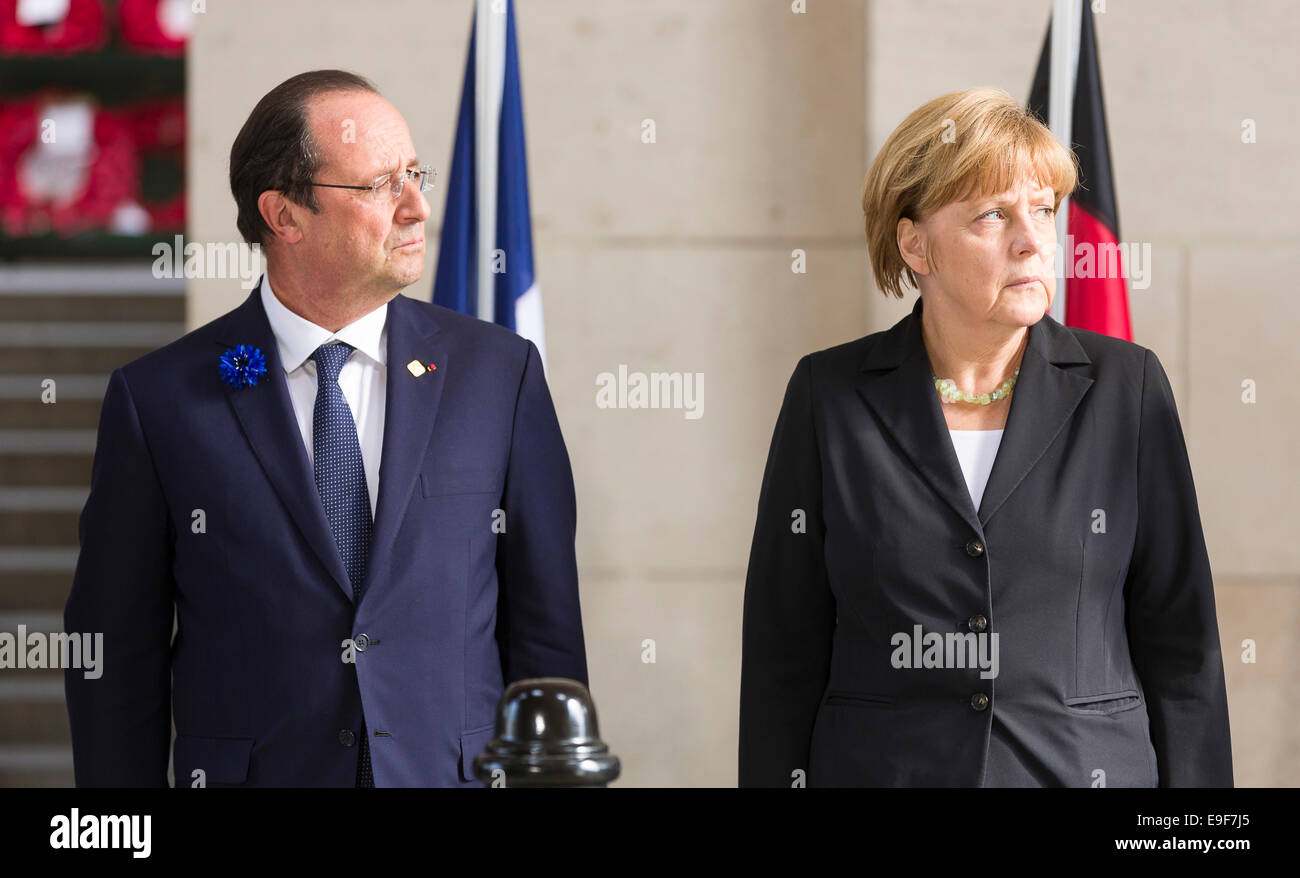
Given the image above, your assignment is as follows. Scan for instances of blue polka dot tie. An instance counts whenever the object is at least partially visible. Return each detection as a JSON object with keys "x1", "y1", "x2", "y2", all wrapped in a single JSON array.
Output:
[{"x1": 311, "y1": 341, "x2": 374, "y2": 788}]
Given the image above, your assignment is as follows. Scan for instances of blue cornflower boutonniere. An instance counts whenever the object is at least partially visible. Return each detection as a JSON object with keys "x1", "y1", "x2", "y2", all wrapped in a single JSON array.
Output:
[{"x1": 219, "y1": 344, "x2": 268, "y2": 389}]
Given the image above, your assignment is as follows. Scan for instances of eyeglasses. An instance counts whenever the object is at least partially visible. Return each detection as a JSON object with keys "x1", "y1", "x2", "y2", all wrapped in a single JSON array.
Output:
[{"x1": 307, "y1": 165, "x2": 436, "y2": 201}]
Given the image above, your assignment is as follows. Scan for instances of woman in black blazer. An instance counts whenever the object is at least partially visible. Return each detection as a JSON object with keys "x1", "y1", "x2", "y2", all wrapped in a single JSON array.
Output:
[{"x1": 738, "y1": 88, "x2": 1232, "y2": 787}]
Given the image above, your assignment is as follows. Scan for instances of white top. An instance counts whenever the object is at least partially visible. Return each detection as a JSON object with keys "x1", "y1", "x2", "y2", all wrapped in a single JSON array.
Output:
[
  {"x1": 947, "y1": 429, "x2": 1004, "y2": 512},
  {"x1": 260, "y1": 273, "x2": 389, "y2": 518}
]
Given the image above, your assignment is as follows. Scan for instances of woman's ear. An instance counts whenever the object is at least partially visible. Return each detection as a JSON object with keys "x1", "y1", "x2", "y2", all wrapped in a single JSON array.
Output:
[{"x1": 897, "y1": 216, "x2": 931, "y2": 277}]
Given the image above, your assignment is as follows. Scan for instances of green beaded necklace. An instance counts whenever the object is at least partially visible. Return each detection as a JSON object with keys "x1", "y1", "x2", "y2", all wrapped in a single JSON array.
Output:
[{"x1": 931, "y1": 367, "x2": 1020, "y2": 405}]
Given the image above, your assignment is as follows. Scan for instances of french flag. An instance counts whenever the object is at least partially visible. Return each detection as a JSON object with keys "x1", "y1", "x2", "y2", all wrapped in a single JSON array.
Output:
[
  {"x1": 1028, "y1": 0, "x2": 1132, "y2": 341},
  {"x1": 434, "y1": 0, "x2": 547, "y2": 368}
]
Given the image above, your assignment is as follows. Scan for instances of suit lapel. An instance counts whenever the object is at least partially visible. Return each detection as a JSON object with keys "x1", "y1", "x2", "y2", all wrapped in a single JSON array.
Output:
[
  {"x1": 218, "y1": 281, "x2": 353, "y2": 602},
  {"x1": 975, "y1": 305, "x2": 1093, "y2": 527},
  {"x1": 218, "y1": 282, "x2": 448, "y2": 604},
  {"x1": 856, "y1": 297, "x2": 982, "y2": 534},
  {"x1": 855, "y1": 296, "x2": 1093, "y2": 535},
  {"x1": 362, "y1": 293, "x2": 447, "y2": 590}
]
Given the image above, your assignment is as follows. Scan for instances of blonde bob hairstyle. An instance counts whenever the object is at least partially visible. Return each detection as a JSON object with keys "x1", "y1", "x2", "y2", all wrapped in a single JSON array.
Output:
[{"x1": 861, "y1": 87, "x2": 1079, "y2": 299}]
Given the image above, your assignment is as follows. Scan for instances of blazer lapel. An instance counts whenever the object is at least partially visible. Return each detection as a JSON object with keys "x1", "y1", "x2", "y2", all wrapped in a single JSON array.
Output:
[
  {"x1": 217, "y1": 281, "x2": 353, "y2": 602},
  {"x1": 975, "y1": 305, "x2": 1093, "y2": 527},
  {"x1": 361, "y1": 292, "x2": 447, "y2": 591},
  {"x1": 857, "y1": 297, "x2": 982, "y2": 534},
  {"x1": 855, "y1": 296, "x2": 1093, "y2": 535}
]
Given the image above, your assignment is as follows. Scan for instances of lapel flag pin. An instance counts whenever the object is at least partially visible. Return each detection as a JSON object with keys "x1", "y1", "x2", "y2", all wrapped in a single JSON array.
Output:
[{"x1": 406, "y1": 359, "x2": 438, "y2": 377}]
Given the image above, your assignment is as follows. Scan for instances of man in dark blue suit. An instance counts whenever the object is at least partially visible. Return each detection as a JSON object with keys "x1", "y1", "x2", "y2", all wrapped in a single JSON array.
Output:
[{"x1": 63, "y1": 70, "x2": 587, "y2": 787}]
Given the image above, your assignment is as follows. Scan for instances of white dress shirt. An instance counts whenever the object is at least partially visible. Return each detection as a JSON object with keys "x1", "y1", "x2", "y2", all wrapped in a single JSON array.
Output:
[
  {"x1": 260, "y1": 273, "x2": 388, "y2": 518},
  {"x1": 947, "y1": 428, "x2": 1003, "y2": 512}
]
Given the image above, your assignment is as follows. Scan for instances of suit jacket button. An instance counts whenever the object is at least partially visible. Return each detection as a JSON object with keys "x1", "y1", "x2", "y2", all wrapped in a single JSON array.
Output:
[
  {"x1": 968, "y1": 614, "x2": 988, "y2": 633},
  {"x1": 970, "y1": 693, "x2": 990, "y2": 711},
  {"x1": 339, "y1": 729, "x2": 356, "y2": 747},
  {"x1": 354, "y1": 633, "x2": 370, "y2": 651},
  {"x1": 964, "y1": 538, "x2": 984, "y2": 558}
]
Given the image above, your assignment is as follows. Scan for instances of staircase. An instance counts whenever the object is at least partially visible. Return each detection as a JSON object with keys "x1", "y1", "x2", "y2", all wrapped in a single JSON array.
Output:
[{"x1": 0, "y1": 264, "x2": 184, "y2": 787}]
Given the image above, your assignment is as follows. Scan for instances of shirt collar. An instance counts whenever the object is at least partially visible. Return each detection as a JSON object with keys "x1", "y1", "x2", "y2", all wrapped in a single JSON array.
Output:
[{"x1": 260, "y1": 272, "x2": 388, "y2": 373}]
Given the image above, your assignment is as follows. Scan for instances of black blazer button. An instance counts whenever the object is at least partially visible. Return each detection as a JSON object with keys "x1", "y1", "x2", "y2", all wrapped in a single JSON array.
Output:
[
  {"x1": 339, "y1": 729, "x2": 356, "y2": 747},
  {"x1": 968, "y1": 614, "x2": 988, "y2": 633},
  {"x1": 970, "y1": 693, "x2": 990, "y2": 711},
  {"x1": 965, "y1": 538, "x2": 984, "y2": 558},
  {"x1": 354, "y1": 633, "x2": 370, "y2": 651}
]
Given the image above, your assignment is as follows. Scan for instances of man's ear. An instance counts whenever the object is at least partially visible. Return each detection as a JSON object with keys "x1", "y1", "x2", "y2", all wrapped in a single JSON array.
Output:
[
  {"x1": 897, "y1": 216, "x2": 931, "y2": 277},
  {"x1": 257, "y1": 190, "x2": 304, "y2": 245}
]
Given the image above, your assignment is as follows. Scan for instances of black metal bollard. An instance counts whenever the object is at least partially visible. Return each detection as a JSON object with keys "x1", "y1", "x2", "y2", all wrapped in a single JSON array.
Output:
[{"x1": 472, "y1": 677, "x2": 620, "y2": 787}]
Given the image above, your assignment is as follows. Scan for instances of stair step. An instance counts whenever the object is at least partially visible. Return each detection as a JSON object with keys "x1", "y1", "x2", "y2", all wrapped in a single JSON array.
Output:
[
  {"x1": 0, "y1": 512, "x2": 78, "y2": 548},
  {"x1": 0, "y1": 548, "x2": 78, "y2": 573},
  {"x1": 0, "y1": 431, "x2": 97, "y2": 454},
  {"x1": 0, "y1": 322, "x2": 182, "y2": 348},
  {"x1": 0, "y1": 263, "x2": 184, "y2": 295},
  {"x1": 0, "y1": 400, "x2": 103, "y2": 430},
  {"x1": 0, "y1": 571, "x2": 70, "y2": 613},
  {"x1": 0, "y1": 347, "x2": 160, "y2": 372},
  {"x1": 0, "y1": 679, "x2": 70, "y2": 747},
  {"x1": 0, "y1": 746, "x2": 75, "y2": 787},
  {"x1": 0, "y1": 375, "x2": 109, "y2": 400},
  {"x1": 0, "y1": 488, "x2": 87, "y2": 512},
  {"x1": 0, "y1": 295, "x2": 183, "y2": 322},
  {"x1": 0, "y1": 455, "x2": 91, "y2": 488}
]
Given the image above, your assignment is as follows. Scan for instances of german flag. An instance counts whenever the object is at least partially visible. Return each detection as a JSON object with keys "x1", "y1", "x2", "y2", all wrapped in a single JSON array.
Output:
[{"x1": 1028, "y1": 3, "x2": 1133, "y2": 341}]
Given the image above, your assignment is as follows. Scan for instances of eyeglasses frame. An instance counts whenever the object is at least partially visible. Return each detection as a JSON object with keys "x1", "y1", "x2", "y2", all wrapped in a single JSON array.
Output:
[{"x1": 305, "y1": 165, "x2": 436, "y2": 201}]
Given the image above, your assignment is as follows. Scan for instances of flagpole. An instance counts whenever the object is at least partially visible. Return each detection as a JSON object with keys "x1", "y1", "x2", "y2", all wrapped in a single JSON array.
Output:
[
  {"x1": 1049, "y1": 0, "x2": 1080, "y2": 324},
  {"x1": 474, "y1": 0, "x2": 506, "y2": 323}
]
